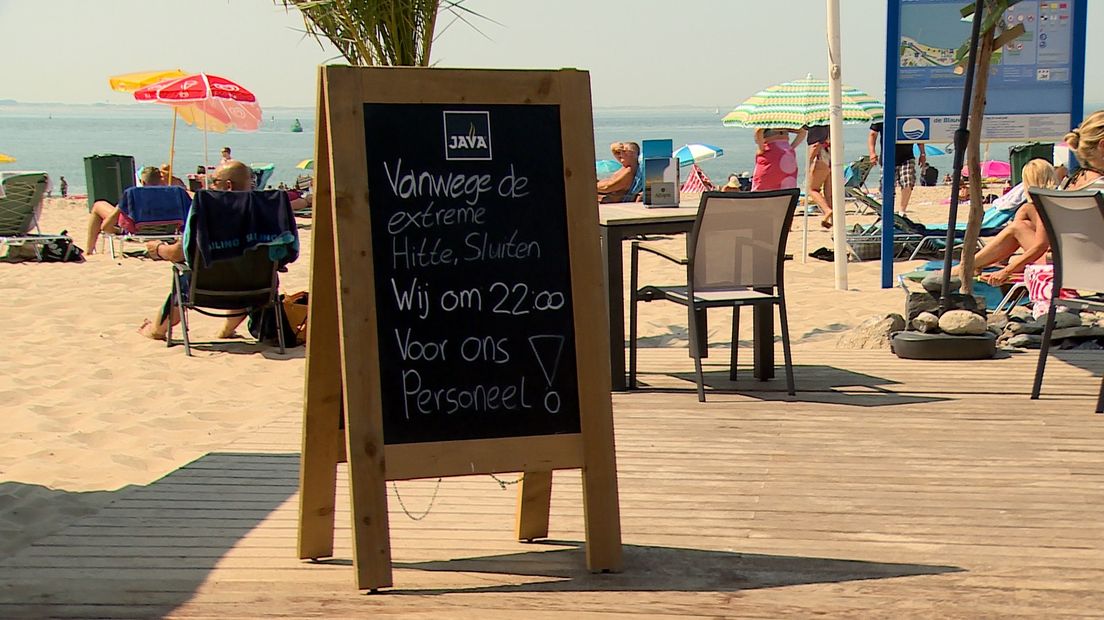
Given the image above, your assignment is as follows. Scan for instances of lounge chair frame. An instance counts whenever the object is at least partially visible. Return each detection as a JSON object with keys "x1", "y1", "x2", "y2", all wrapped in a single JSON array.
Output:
[{"x1": 0, "y1": 172, "x2": 72, "y2": 261}]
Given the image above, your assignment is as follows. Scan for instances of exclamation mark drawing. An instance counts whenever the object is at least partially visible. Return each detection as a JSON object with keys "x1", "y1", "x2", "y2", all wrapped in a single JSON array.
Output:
[{"x1": 529, "y1": 335, "x2": 564, "y2": 414}]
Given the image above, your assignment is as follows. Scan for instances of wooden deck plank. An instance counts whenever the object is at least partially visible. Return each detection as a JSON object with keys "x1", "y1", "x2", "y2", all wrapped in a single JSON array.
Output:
[{"x1": 2, "y1": 350, "x2": 1103, "y2": 617}]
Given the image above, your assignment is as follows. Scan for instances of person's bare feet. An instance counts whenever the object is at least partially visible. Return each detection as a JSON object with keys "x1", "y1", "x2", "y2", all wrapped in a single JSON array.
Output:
[
  {"x1": 217, "y1": 327, "x2": 242, "y2": 339},
  {"x1": 137, "y1": 318, "x2": 166, "y2": 340}
]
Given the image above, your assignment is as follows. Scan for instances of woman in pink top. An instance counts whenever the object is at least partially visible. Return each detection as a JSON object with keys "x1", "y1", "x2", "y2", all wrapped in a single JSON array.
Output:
[{"x1": 752, "y1": 127, "x2": 806, "y2": 191}]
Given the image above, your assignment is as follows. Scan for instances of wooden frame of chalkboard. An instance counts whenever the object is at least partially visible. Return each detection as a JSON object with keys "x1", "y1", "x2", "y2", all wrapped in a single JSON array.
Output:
[{"x1": 297, "y1": 65, "x2": 622, "y2": 591}]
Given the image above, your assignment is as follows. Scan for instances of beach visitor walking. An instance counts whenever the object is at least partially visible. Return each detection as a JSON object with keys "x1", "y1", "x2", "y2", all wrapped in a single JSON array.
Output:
[
  {"x1": 805, "y1": 125, "x2": 833, "y2": 228},
  {"x1": 59, "y1": 176, "x2": 68, "y2": 198},
  {"x1": 752, "y1": 127, "x2": 805, "y2": 191},
  {"x1": 868, "y1": 122, "x2": 926, "y2": 216}
]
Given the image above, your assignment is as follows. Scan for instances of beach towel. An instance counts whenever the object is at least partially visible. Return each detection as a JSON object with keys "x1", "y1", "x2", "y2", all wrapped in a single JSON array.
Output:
[
  {"x1": 1024, "y1": 264, "x2": 1079, "y2": 318},
  {"x1": 116, "y1": 186, "x2": 191, "y2": 233},
  {"x1": 186, "y1": 190, "x2": 298, "y2": 268}
]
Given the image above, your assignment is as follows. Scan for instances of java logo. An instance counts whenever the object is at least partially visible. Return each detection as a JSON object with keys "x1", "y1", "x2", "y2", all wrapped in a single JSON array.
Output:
[{"x1": 443, "y1": 111, "x2": 492, "y2": 161}]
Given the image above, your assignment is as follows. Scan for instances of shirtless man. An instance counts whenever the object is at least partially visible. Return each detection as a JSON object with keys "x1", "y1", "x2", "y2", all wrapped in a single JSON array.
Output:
[
  {"x1": 86, "y1": 166, "x2": 164, "y2": 254},
  {"x1": 138, "y1": 161, "x2": 254, "y2": 340}
]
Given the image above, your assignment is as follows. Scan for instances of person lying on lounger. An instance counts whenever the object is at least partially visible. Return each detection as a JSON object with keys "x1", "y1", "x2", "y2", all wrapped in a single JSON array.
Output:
[{"x1": 951, "y1": 159, "x2": 1057, "y2": 285}]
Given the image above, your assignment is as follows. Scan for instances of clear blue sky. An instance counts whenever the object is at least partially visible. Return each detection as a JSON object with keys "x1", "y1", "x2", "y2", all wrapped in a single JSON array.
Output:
[{"x1": 1, "y1": 0, "x2": 1100, "y2": 109}]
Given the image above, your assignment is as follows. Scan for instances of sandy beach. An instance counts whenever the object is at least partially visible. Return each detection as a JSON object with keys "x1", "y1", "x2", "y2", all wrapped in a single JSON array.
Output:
[{"x1": 0, "y1": 185, "x2": 960, "y2": 557}]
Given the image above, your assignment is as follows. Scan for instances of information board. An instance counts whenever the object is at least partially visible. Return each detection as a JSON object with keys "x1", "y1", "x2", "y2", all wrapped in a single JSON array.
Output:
[
  {"x1": 362, "y1": 103, "x2": 581, "y2": 444},
  {"x1": 890, "y1": 0, "x2": 1086, "y2": 143}
]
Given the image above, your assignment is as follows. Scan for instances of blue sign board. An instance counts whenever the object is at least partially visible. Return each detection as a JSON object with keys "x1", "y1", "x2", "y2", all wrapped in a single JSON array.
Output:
[
  {"x1": 890, "y1": 0, "x2": 1086, "y2": 144},
  {"x1": 879, "y1": 0, "x2": 1087, "y2": 287}
]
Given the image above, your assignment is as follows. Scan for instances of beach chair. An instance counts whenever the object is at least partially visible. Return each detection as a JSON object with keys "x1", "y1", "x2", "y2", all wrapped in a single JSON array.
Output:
[
  {"x1": 843, "y1": 157, "x2": 876, "y2": 214},
  {"x1": 845, "y1": 210, "x2": 928, "y2": 261},
  {"x1": 1026, "y1": 188, "x2": 1104, "y2": 413},
  {"x1": 628, "y1": 189, "x2": 799, "y2": 401},
  {"x1": 250, "y1": 163, "x2": 275, "y2": 190},
  {"x1": 166, "y1": 190, "x2": 299, "y2": 356},
  {"x1": 103, "y1": 186, "x2": 191, "y2": 259},
  {"x1": 0, "y1": 172, "x2": 72, "y2": 261}
]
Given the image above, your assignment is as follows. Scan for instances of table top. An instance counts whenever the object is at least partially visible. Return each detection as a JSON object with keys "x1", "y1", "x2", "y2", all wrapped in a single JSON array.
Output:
[{"x1": 598, "y1": 199, "x2": 700, "y2": 227}]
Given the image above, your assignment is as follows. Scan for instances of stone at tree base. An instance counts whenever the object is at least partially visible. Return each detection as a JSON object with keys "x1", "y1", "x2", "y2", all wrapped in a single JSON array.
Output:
[
  {"x1": 837, "y1": 314, "x2": 907, "y2": 350},
  {"x1": 1007, "y1": 334, "x2": 1042, "y2": 348},
  {"x1": 1053, "y1": 312, "x2": 1083, "y2": 329},
  {"x1": 1049, "y1": 326, "x2": 1104, "y2": 341},
  {"x1": 912, "y1": 312, "x2": 940, "y2": 333},
  {"x1": 921, "y1": 272, "x2": 961, "y2": 293},
  {"x1": 987, "y1": 311, "x2": 1009, "y2": 332},
  {"x1": 904, "y1": 291, "x2": 985, "y2": 321},
  {"x1": 1006, "y1": 321, "x2": 1043, "y2": 335},
  {"x1": 939, "y1": 310, "x2": 987, "y2": 335},
  {"x1": 1009, "y1": 306, "x2": 1033, "y2": 322},
  {"x1": 1074, "y1": 340, "x2": 1104, "y2": 350}
]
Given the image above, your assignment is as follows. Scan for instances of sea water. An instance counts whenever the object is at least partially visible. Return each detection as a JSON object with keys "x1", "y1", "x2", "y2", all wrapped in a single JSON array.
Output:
[{"x1": 0, "y1": 102, "x2": 958, "y2": 195}]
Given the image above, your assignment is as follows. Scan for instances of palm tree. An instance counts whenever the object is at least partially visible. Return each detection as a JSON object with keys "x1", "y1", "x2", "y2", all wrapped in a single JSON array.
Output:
[
  {"x1": 953, "y1": 0, "x2": 1025, "y2": 293},
  {"x1": 277, "y1": 0, "x2": 484, "y2": 67}
]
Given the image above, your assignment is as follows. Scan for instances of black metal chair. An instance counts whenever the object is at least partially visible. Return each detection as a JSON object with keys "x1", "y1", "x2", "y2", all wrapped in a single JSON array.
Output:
[
  {"x1": 1027, "y1": 188, "x2": 1104, "y2": 413},
  {"x1": 628, "y1": 189, "x2": 800, "y2": 401}
]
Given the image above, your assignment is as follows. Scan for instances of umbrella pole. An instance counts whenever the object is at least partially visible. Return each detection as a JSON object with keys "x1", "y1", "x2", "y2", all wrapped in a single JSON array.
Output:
[
  {"x1": 827, "y1": 0, "x2": 848, "y2": 290},
  {"x1": 203, "y1": 119, "x2": 210, "y2": 188},
  {"x1": 802, "y1": 147, "x2": 810, "y2": 264},
  {"x1": 168, "y1": 108, "x2": 177, "y2": 183}
]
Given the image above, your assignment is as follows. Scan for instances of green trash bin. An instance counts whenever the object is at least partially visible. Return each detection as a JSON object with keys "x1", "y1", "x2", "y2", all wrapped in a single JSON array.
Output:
[
  {"x1": 83, "y1": 154, "x2": 136, "y2": 211},
  {"x1": 1008, "y1": 142, "x2": 1053, "y2": 186}
]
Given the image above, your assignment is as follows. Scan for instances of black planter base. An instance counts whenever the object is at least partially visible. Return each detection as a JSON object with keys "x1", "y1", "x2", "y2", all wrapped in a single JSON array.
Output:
[{"x1": 891, "y1": 331, "x2": 997, "y2": 360}]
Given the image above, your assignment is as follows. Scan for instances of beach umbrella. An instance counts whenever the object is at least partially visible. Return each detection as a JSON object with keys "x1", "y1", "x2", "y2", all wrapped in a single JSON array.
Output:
[
  {"x1": 721, "y1": 74, "x2": 883, "y2": 129},
  {"x1": 961, "y1": 160, "x2": 1011, "y2": 178},
  {"x1": 134, "y1": 73, "x2": 261, "y2": 184},
  {"x1": 915, "y1": 144, "x2": 947, "y2": 157},
  {"x1": 595, "y1": 159, "x2": 622, "y2": 177},
  {"x1": 673, "y1": 143, "x2": 724, "y2": 167},
  {"x1": 108, "y1": 69, "x2": 189, "y2": 93},
  {"x1": 0, "y1": 153, "x2": 15, "y2": 164},
  {"x1": 296, "y1": 158, "x2": 314, "y2": 170}
]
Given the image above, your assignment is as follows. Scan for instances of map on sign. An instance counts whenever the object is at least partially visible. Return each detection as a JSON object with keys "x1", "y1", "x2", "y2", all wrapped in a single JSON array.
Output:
[
  {"x1": 892, "y1": 0, "x2": 1081, "y2": 139},
  {"x1": 899, "y1": 0, "x2": 1073, "y2": 90}
]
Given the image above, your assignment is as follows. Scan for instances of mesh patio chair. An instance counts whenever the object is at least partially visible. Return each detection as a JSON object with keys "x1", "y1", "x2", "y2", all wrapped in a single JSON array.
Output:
[
  {"x1": 628, "y1": 189, "x2": 799, "y2": 401},
  {"x1": 0, "y1": 172, "x2": 71, "y2": 260},
  {"x1": 1026, "y1": 188, "x2": 1104, "y2": 413}
]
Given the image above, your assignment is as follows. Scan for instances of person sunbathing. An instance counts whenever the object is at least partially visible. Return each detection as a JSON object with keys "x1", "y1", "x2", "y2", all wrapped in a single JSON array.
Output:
[
  {"x1": 138, "y1": 161, "x2": 254, "y2": 341},
  {"x1": 597, "y1": 141, "x2": 641, "y2": 203},
  {"x1": 86, "y1": 166, "x2": 165, "y2": 254},
  {"x1": 951, "y1": 159, "x2": 1057, "y2": 285}
]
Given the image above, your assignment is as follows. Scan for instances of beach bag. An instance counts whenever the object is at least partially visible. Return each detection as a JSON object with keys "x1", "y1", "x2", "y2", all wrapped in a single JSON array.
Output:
[
  {"x1": 282, "y1": 291, "x2": 309, "y2": 346},
  {"x1": 247, "y1": 296, "x2": 299, "y2": 347},
  {"x1": 39, "y1": 232, "x2": 85, "y2": 263}
]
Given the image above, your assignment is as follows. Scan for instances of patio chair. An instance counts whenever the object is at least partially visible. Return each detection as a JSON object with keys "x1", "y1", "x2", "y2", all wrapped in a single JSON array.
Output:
[
  {"x1": 0, "y1": 172, "x2": 72, "y2": 261},
  {"x1": 103, "y1": 185, "x2": 191, "y2": 259},
  {"x1": 1026, "y1": 188, "x2": 1104, "y2": 413},
  {"x1": 166, "y1": 189, "x2": 299, "y2": 356},
  {"x1": 628, "y1": 189, "x2": 799, "y2": 401},
  {"x1": 250, "y1": 163, "x2": 275, "y2": 190}
]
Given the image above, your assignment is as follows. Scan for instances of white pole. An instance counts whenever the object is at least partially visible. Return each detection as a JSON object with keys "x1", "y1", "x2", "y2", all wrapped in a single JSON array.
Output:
[{"x1": 827, "y1": 0, "x2": 848, "y2": 290}]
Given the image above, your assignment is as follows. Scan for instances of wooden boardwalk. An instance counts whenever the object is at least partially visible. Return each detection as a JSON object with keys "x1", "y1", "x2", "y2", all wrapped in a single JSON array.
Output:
[{"x1": 2, "y1": 349, "x2": 1103, "y2": 618}]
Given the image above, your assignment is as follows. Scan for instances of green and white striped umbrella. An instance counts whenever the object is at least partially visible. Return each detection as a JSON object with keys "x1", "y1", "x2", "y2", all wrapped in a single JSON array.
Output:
[{"x1": 722, "y1": 75, "x2": 884, "y2": 129}]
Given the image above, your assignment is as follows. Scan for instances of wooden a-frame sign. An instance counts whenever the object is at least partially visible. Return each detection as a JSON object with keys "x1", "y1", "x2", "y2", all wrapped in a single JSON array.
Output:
[{"x1": 296, "y1": 65, "x2": 622, "y2": 591}]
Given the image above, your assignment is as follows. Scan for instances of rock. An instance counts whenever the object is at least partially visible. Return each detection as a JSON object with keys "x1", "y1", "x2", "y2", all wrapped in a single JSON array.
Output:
[
  {"x1": 837, "y1": 314, "x2": 907, "y2": 350},
  {"x1": 905, "y1": 291, "x2": 940, "y2": 321},
  {"x1": 1050, "y1": 326, "x2": 1104, "y2": 341},
  {"x1": 938, "y1": 310, "x2": 987, "y2": 335},
  {"x1": 1006, "y1": 321, "x2": 1044, "y2": 335},
  {"x1": 911, "y1": 312, "x2": 940, "y2": 333},
  {"x1": 1053, "y1": 311, "x2": 1083, "y2": 329},
  {"x1": 1007, "y1": 334, "x2": 1042, "y2": 348},
  {"x1": 1074, "y1": 340, "x2": 1104, "y2": 350},
  {"x1": 921, "y1": 272, "x2": 961, "y2": 294},
  {"x1": 988, "y1": 325, "x2": 1003, "y2": 336},
  {"x1": 1009, "y1": 306, "x2": 1033, "y2": 322},
  {"x1": 987, "y1": 311, "x2": 1009, "y2": 332}
]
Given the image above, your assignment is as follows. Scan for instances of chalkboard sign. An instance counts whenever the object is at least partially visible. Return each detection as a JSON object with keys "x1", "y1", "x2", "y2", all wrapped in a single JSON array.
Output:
[
  {"x1": 363, "y1": 103, "x2": 581, "y2": 444},
  {"x1": 298, "y1": 67, "x2": 621, "y2": 591}
]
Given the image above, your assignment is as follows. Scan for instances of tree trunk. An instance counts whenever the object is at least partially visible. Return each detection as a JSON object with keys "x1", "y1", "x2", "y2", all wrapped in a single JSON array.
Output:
[{"x1": 959, "y1": 25, "x2": 995, "y2": 294}]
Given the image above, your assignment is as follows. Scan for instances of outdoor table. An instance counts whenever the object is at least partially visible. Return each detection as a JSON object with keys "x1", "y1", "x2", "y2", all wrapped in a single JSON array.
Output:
[{"x1": 599, "y1": 200, "x2": 776, "y2": 391}]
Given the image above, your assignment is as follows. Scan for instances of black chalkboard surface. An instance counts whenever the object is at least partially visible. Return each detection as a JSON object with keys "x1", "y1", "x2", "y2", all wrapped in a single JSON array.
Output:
[{"x1": 363, "y1": 103, "x2": 581, "y2": 445}]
